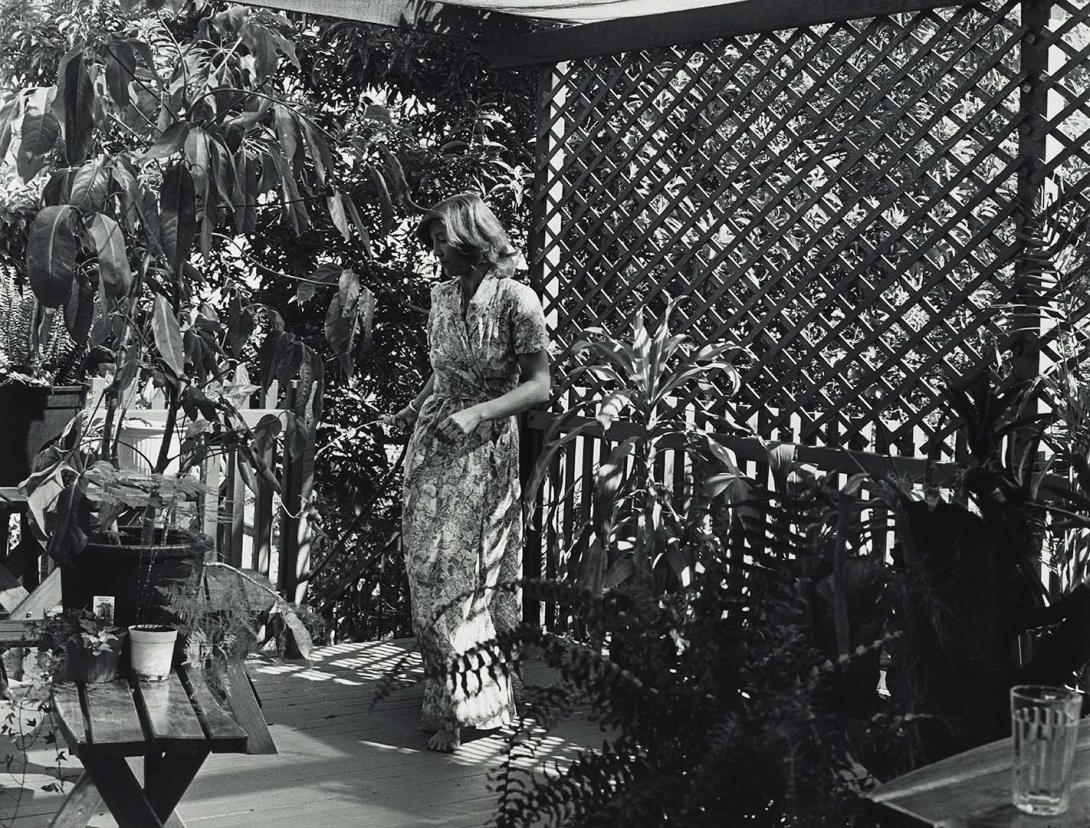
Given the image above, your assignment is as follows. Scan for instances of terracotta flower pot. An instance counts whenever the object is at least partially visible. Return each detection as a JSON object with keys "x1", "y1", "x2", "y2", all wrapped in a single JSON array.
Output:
[{"x1": 129, "y1": 625, "x2": 177, "y2": 681}]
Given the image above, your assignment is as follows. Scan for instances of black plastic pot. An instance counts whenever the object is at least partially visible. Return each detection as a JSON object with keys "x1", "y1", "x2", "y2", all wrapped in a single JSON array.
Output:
[
  {"x1": 61, "y1": 529, "x2": 210, "y2": 627},
  {"x1": 0, "y1": 383, "x2": 88, "y2": 486}
]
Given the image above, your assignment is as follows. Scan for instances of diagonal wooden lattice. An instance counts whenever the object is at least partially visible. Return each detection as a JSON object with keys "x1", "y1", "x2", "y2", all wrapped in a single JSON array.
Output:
[{"x1": 528, "y1": 0, "x2": 1090, "y2": 455}]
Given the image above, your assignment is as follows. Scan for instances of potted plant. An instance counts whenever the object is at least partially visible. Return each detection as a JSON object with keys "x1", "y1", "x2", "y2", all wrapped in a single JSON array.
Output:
[
  {"x1": 1, "y1": 1, "x2": 375, "y2": 620},
  {"x1": 40, "y1": 608, "x2": 126, "y2": 684}
]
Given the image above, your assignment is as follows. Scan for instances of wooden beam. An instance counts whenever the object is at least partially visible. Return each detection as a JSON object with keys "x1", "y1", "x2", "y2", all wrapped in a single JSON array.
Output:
[
  {"x1": 488, "y1": 0, "x2": 980, "y2": 68},
  {"x1": 234, "y1": 0, "x2": 532, "y2": 41}
]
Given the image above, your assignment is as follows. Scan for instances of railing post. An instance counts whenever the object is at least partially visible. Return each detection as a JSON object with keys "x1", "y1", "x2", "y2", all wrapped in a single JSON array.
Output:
[
  {"x1": 519, "y1": 413, "x2": 545, "y2": 627},
  {"x1": 1011, "y1": 0, "x2": 1053, "y2": 386}
]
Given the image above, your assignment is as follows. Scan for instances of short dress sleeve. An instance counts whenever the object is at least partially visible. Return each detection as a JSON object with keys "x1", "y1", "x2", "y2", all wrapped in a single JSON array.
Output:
[{"x1": 508, "y1": 281, "x2": 549, "y2": 355}]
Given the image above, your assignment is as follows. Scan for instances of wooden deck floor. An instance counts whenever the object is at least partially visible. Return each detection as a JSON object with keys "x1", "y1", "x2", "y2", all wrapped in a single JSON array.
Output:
[{"x1": 0, "y1": 639, "x2": 601, "y2": 827}]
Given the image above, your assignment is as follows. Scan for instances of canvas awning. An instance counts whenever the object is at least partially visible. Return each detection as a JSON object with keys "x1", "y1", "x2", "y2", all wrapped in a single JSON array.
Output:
[{"x1": 236, "y1": 0, "x2": 978, "y2": 67}]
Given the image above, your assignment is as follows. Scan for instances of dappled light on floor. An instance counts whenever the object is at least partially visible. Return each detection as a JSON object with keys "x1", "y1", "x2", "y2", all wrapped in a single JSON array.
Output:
[{"x1": 0, "y1": 638, "x2": 598, "y2": 827}]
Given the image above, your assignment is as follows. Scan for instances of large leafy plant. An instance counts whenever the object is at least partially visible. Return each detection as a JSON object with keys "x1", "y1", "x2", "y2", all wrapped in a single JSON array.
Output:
[
  {"x1": 526, "y1": 296, "x2": 741, "y2": 595},
  {"x1": 0, "y1": 1, "x2": 378, "y2": 559}
]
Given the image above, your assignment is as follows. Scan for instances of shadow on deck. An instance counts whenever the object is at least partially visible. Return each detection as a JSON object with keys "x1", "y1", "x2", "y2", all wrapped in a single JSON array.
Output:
[{"x1": 0, "y1": 638, "x2": 601, "y2": 827}]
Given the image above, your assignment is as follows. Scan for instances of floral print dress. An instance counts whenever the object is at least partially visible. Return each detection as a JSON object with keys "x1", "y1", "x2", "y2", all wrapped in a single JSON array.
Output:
[{"x1": 402, "y1": 270, "x2": 549, "y2": 731}]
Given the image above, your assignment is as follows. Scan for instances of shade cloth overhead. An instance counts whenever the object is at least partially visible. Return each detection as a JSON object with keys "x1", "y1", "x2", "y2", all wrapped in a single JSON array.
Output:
[{"x1": 436, "y1": 0, "x2": 740, "y2": 24}]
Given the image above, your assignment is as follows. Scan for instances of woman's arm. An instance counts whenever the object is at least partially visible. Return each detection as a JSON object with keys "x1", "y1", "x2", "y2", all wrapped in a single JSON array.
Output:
[
  {"x1": 438, "y1": 350, "x2": 551, "y2": 440},
  {"x1": 388, "y1": 373, "x2": 435, "y2": 430}
]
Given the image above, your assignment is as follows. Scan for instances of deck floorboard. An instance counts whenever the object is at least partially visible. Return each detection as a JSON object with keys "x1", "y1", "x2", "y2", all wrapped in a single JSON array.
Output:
[{"x1": 0, "y1": 638, "x2": 601, "y2": 827}]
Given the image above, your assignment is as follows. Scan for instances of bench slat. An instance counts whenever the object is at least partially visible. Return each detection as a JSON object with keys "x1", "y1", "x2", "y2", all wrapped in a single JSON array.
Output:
[
  {"x1": 134, "y1": 674, "x2": 206, "y2": 748},
  {"x1": 180, "y1": 666, "x2": 248, "y2": 752},
  {"x1": 84, "y1": 681, "x2": 146, "y2": 750},
  {"x1": 51, "y1": 684, "x2": 89, "y2": 752}
]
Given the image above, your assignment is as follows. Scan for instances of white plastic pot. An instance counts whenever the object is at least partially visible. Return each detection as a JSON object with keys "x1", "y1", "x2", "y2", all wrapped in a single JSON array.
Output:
[{"x1": 128, "y1": 625, "x2": 178, "y2": 681}]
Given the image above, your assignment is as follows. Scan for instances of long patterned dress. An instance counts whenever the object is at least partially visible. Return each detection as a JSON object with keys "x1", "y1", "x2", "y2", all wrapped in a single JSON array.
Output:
[{"x1": 402, "y1": 269, "x2": 549, "y2": 731}]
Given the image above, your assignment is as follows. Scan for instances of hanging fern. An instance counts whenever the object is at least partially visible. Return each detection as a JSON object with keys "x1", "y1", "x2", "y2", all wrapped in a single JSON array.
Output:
[{"x1": 0, "y1": 262, "x2": 83, "y2": 386}]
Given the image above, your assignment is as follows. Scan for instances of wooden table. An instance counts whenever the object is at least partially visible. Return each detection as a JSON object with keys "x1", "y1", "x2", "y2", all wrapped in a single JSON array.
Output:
[
  {"x1": 868, "y1": 719, "x2": 1090, "y2": 826},
  {"x1": 49, "y1": 665, "x2": 262, "y2": 828}
]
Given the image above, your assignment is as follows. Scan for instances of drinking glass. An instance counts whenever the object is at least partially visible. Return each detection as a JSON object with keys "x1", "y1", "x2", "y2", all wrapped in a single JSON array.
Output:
[{"x1": 1010, "y1": 684, "x2": 1083, "y2": 816}]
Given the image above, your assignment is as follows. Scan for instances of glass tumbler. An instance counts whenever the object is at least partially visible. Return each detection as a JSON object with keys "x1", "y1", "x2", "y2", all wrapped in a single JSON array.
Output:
[{"x1": 1010, "y1": 684, "x2": 1083, "y2": 816}]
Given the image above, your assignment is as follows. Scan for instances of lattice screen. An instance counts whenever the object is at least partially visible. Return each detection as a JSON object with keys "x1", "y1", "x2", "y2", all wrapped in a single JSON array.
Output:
[{"x1": 529, "y1": 0, "x2": 1090, "y2": 455}]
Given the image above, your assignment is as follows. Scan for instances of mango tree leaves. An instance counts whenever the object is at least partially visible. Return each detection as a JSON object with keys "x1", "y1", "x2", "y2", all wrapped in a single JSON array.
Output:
[
  {"x1": 226, "y1": 299, "x2": 255, "y2": 357},
  {"x1": 159, "y1": 163, "x2": 195, "y2": 274},
  {"x1": 55, "y1": 50, "x2": 95, "y2": 165},
  {"x1": 88, "y1": 213, "x2": 132, "y2": 300},
  {"x1": 296, "y1": 263, "x2": 339, "y2": 305},
  {"x1": 63, "y1": 271, "x2": 95, "y2": 346},
  {"x1": 142, "y1": 121, "x2": 189, "y2": 161},
  {"x1": 323, "y1": 270, "x2": 373, "y2": 377},
  {"x1": 378, "y1": 144, "x2": 411, "y2": 209},
  {"x1": 69, "y1": 159, "x2": 110, "y2": 210},
  {"x1": 326, "y1": 192, "x2": 351, "y2": 241},
  {"x1": 273, "y1": 105, "x2": 298, "y2": 167},
  {"x1": 103, "y1": 40, "x2": 137, "y2": 109},
  {"x1": 17, "y1": 88, "x2": 59, "y2": 182},
  {"x1": 26, "y1": 205, "x2": 76, "y2": 308},
  {"x1": 152, "y1": 295, "x2": 185, "y2": 377}
]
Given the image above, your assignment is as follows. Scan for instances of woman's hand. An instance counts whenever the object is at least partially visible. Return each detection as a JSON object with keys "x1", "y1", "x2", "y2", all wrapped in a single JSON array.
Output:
[
  {"x1": 383, "y1": 404, "x2": 419, "y2": 431},
  {"x1": 437, "y1": 407, "x2": 483, "y2": 441}
]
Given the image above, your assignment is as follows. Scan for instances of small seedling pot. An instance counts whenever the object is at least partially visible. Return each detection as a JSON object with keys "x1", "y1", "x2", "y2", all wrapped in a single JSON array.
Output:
[
  {"x1": 66, "y1": 634, "x2": 125, "y2": 684},
  {"x1": 129, "y1": 625, "x2": 178, "y2": 681}
]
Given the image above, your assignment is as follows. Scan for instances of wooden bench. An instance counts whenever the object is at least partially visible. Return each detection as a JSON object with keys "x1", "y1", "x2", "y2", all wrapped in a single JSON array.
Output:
[{"x1": 49, "y1": 663, "x2": 269, "y2": 828}]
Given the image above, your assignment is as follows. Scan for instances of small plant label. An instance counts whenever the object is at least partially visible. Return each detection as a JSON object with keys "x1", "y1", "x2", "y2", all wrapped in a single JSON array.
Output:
[{"x1": 92, "y1": 596, "x2": 115, "y2": 624}]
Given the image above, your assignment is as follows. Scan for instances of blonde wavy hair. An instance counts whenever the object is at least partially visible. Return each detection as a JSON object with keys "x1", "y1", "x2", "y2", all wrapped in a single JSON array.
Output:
[{"x1": 415, "y1": 193, "x2": 519, "y2": 277}]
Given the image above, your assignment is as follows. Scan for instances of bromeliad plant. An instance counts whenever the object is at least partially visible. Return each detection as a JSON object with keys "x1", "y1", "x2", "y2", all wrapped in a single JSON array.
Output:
[
  {"x1": 527, "y1": 296, "x2": 742, "y2": 595},
  {"x1": 0, "y1": 1, "x2": 384, "y2": 559}
]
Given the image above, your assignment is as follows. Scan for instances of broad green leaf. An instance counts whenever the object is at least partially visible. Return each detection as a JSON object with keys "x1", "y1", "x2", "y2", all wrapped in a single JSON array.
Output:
[
  {"x1": 69, "y1": 159, "x2": 110, "y2": 210},
  {"x1": 354, "y1": 284, "x2": 375, "y2": 362},
  {"x1": 595, "y1": 390, "x2": 633, "y2": 432},
  {"x1": 159, "y1": 163, "x2": 195, "y2": 274},
  {"x1": 56, "y1": 50, "x2": 95, "y2": 164},
  {"x1": 152, "y1": 295, "x2": 185, "y2": 377},
  {"x1": 368, "y1": 165, "x2": 393, "y2": 235},
  {"x1": 63, "y1": 271, "x2": 94, "y2": 345},
  {"x1": 143, "y1": 121, "x2": 189, "y2": 161},
  {"x1": 297, "y1": 263, "x2": 339, "y2": 304},
  {"x1": 88, "y1": 214, "x2": 132, "y2": 300},
  {"x1": 184, "y1": 128, "x2": 213, "y2": 213},
  {"x1": 26, "y1": 205, "x2": 76, "y2": 308},
  {"x1": 301, "y1": 117, "x2": 331, "y2": 183},
  {"x1": 603, "y1": 558, "x2": 635, "y2": 591},
  {"x1": 17, "y1": 88, "x2": 59, "y2": 181},
  {"x1": 327, "y1": 192, "x2": 351, "y2": 241},
  {"x1": 103, "y1": 40, "x2": 137, "y2": 109},
  {"x1": 227, "y1": 301, "x2": 255, "y2": 357},
  {"x1": 42, "y1": 169, "x2": 76, "y2": 205},
  {"x1": 593, "y1": 437, "x2": 636, "y2": 550},
  {"x1": 344, "y1": 195, "x2": 372, "y2": 258},
  {"x1": 378, "y1": 145, "x2": 410, "y2": 208},
  {"x1": 273, "y1": 104, "x2": 298, "y2": 167}
]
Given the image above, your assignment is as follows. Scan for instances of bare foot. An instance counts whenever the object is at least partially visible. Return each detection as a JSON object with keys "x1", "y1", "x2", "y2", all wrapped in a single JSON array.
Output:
[{"x1": 427, "y1": 727, "x2": 461, "y2": 752}]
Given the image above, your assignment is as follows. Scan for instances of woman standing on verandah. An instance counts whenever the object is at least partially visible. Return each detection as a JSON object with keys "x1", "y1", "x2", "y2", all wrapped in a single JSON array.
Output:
[{"x1": 386, "y1": 193, "x2": 551, "y2": 752}]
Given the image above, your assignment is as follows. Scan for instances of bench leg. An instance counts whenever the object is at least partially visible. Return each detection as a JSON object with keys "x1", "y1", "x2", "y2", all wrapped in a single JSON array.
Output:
[
  {"x1": 145, "y1": 750, "x2": 208, "y2": 826},
  {"x1": 51, "y1": 751, "x2": 207, "y2": 828},
  {"x1": 81, "y1": 755, "x2": 166, "y2": 828},
  {"x1": 48, "y1": 772, "x2": 104, "y2": 828}
]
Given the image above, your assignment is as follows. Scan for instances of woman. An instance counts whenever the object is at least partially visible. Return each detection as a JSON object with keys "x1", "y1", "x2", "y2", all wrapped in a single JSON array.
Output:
[{"x1": 387, "y1": 193, "x2": 551, "y2": 752}]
